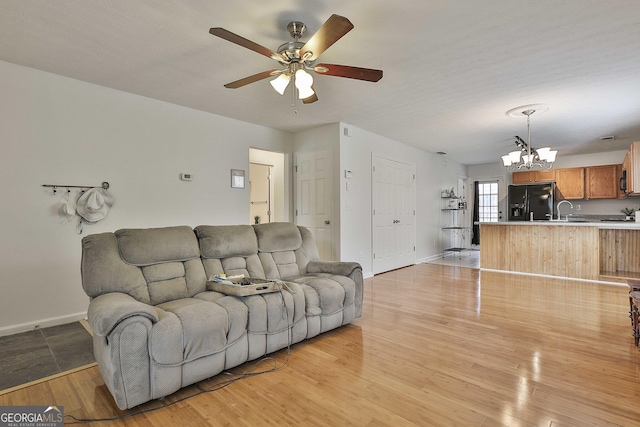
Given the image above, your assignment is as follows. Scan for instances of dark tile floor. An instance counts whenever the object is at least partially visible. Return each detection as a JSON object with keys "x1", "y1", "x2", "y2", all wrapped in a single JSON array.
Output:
[{"x1": 0, "y1": 322, "x2": 95, "y2": 391}]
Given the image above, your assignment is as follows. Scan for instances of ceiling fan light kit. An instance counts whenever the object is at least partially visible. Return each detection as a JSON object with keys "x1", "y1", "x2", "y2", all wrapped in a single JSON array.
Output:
[
  {"x1": 209, "y1": 14, "x2": 383, "y2": 107},
  {"x1": 501, "y1": 104, "x2": 558, "y2": 171},
  {"x1": 269, "y1": 73, "x2": 290, "y2": 95}
]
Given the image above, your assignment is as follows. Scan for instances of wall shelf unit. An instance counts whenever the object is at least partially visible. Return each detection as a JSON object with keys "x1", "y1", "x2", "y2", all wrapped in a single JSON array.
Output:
[{"x1": 441, "y1": 195, "x2": 471, "y2": 257}]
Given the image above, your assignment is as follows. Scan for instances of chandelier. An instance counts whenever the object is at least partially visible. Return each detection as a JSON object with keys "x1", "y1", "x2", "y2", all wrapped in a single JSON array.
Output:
[{"x1": 502, "y1": 104, "x2": 557, "y2": 171}]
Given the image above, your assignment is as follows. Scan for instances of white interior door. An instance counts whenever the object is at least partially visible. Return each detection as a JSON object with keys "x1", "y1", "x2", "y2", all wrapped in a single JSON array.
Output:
[
  {"x1": 295, "y1": 150, "x2": 334, "y2": 260},
  {"x1": 373, "y1": 158, "x2": 397, "y2": 273},
  {"x1": 372, "y1": 156, "x2": 415, "y2": 274},
  {"x1": 249, "y1": 163, "x2": 271, "y2": 224},
  {"x1": 394, "y1": 162, "x2": 416, "y2": 268}
]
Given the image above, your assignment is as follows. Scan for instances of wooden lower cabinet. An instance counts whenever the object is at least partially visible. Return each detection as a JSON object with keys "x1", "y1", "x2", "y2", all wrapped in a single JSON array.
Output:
[
  {"x1": 480, "y1": 224, "x2": 599, "y2": 280},
  {"x1": 481, "y1": 223, "x2": 640, "y2": 283},
  {"x1": 599, "y1": 228, "x2": 640, "y2": 282}
]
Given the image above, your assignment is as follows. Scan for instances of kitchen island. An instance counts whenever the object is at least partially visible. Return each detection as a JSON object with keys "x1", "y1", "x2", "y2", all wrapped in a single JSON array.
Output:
[{"x1": 480, "y1": 221, "x2": 640, "y2": 283}]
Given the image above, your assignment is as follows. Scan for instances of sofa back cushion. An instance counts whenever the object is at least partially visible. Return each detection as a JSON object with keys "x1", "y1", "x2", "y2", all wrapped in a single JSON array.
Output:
[
  {"x1": 81, "y1": 226, "x2": 207, "y2": 305},
  {"x1": 115, "y1": 227, "x2": 206, "y2": 305},
  {"x1": 82, "y1": 232, "x2": 152, "y2": 303},
  {"x1": 253, "y1": 222, "x2": 319, "y2": 280},
  {"x1": 195, "y1": 225, "x2": 266, "y2": 279},
  {"x1": 117, "y1": 226, "x2": 200, "y2": 265}
]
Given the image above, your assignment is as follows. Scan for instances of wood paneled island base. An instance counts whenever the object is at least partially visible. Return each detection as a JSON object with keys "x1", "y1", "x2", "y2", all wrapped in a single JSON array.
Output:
[{"x1": 480, "y1": 222, "x2": 640, "y2": 283}]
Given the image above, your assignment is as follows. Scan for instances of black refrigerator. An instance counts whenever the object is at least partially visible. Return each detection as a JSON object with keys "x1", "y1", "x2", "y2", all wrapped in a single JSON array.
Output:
[{"x1": 508, "y1": 183, "x2": 555, "y2": 221}]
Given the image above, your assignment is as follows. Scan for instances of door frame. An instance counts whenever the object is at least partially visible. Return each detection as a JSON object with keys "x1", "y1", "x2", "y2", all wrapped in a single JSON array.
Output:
[{"x1": 249, "y1": 162, "x2": 273, "y2": 224}]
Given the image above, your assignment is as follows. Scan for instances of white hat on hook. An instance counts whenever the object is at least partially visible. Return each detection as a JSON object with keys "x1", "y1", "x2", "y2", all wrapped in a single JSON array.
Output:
[
  {"x1": 63, "y1": 190, "x2": 76, "y2": 222},
  {"x1": 76, "y1": 188, "x2": 113, "y2": 222}
]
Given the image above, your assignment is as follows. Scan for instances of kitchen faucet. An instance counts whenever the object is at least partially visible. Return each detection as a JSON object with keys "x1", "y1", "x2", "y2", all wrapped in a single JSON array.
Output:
[{"x1": 556, "y1": 200, "x2": 573, "y2": 220}]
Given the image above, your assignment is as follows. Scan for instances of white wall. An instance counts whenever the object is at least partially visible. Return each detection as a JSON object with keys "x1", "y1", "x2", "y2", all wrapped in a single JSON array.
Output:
[
  {"x1": 339, "y1": 123, "x2": 467, "y2": 276},
  {"x1": 0, "y1": 60, "x2": 292, "y2": 335}
]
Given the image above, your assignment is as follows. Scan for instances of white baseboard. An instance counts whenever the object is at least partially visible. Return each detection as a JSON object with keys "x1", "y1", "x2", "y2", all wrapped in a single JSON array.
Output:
[
  {"x1": 418, "y1": 254, "x2": 443, "y2": 264},
  {"x1": 0, "y1": 311, "x2": 87, "y2": 337}
]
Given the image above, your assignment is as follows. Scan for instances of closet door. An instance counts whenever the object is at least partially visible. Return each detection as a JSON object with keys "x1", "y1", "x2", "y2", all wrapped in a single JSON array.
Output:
[{"x1": 372, "y1": 156, "x2": 416, "y2": 274}]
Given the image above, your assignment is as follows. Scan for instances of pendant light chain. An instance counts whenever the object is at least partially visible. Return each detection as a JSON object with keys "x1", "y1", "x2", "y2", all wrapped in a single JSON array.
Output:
[{"x1": 526, "y1": 109, "x2": 533, "y2": 168}]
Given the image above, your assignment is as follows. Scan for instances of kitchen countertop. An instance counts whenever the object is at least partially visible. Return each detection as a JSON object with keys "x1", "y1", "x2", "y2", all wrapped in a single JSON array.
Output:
[{"x1": 480, "y1": 220, "x2": 640, "y2": 229}]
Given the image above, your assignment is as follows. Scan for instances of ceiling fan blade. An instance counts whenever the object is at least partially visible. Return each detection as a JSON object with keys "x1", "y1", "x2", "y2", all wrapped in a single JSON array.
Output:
[
  {"x1": 302, "y1": 87, "x2": 318, "y2": 104},
  {"x1": 224, "y1": 70, "x2": 280, "y2": 89},
  {"x1": 209, "y1": 28, "x2": 285, "y2": 62},
  {"x1": 314, "y1": 63, "x2": 383, "y2": 82},
  {"x1": 300, "y1": 15, "x2": 354, "y2": 61}
]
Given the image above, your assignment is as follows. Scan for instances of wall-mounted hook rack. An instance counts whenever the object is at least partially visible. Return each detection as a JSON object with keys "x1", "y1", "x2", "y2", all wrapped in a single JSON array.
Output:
[{"x1": 42, "y1": 182, "x2": 110, "y2": 194}]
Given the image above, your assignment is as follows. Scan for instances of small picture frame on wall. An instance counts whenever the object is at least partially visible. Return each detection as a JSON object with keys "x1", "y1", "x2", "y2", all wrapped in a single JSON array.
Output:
[{"x1": 231, "y1": 169, "x2": 245, "y2": 189}]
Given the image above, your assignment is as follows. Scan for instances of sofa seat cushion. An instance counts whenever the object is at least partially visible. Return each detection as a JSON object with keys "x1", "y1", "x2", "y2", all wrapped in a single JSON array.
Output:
[
  {"x1": 288, "y1": 274, "x2": 356, "y2": 317},
  {"x1": 151, "y1": 297, "x2": 248, "y2": 365}
]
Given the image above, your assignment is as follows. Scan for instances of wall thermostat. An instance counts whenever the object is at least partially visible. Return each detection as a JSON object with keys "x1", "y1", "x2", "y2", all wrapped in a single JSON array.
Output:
[{"x1": 180, "y1": 173, "x2": 193, "y2": 181}]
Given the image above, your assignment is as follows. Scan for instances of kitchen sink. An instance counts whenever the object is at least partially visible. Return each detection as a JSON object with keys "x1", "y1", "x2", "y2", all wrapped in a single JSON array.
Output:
[{"x1": 567, "y1": 217, "x2": 590, "y2": 222}]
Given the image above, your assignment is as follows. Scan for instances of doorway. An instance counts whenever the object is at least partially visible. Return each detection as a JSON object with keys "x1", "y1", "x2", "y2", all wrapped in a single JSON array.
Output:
[
  {"x1": 250, "y1": 163, "x2": 271, "y2": 224},
  {"x1": 249, "y1": 148, "x2": 287, "y2": 224}
]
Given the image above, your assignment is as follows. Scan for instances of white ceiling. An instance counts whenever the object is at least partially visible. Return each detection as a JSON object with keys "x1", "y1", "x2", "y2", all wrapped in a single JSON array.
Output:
[{"x1": 1, "y1": 0, "x2": 639, "y2": 165}]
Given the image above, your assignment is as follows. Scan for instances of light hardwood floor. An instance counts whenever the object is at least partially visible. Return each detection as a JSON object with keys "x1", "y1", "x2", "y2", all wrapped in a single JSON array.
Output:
[{"x1": 2, "y1": 263, "x2": 640, "y2": 426}]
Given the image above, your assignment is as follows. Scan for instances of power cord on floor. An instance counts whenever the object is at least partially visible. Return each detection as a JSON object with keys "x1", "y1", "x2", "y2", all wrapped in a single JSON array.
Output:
[{"x1": 65, "y1": 282, "x2": 293, "y2": 424}]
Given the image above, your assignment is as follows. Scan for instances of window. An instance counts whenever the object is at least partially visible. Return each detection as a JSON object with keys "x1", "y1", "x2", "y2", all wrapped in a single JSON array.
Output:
[{"x1": 478, "y1": 181, "x2": 499, "y2": 222}]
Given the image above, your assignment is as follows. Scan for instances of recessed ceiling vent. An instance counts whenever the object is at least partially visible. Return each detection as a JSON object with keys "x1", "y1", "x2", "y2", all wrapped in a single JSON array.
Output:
[
  {"x1": 436, "y1": 151, "x2": 447, "y2": 155},
  {"x1": 599, "y1": 136, "x2": 615, "y2": 141}
]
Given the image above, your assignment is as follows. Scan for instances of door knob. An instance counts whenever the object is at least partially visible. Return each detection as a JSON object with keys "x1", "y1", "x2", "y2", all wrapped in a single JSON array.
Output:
[{"x1": 324, "y1": 220, "x2": 331, "y2": 225}]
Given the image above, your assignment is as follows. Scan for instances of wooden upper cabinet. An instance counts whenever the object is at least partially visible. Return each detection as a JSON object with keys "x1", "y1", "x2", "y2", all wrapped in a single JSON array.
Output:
[
  {"x1": 623, "y1": 141, "x2": 640, "y2": 195},
  {"x1": 512, "y1": 170, "x2": 555, "y2": 184},
  {"x1": 511, "y1": 171, "x2": 531, "y2": 184},
  {"x1": 534, "y1": 169, "x2": 556, "y2": 182},
  {"x1": 617, "y1": 164, "x2": 625, "y2": 199},
  {"x1": 585, "y1": 164, "x2": 619, "y2": 199},
  {"x1": 623, "y1": 149, "x2": 632, "y2": 194},
  {"x1": 555, "y1": 167, "x2": 585, "y2": 200}
]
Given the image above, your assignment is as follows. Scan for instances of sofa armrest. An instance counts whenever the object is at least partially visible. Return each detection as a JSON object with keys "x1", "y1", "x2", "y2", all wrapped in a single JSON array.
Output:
[
  {"x1": 307, "y1": 260, "x2": 362, "y2": 277},
  {"x1": 307, "y1": 261, "x2": 364, "y2": 318},
  {"x1": 88, "y1": 292, "x2": 159, "y2": 337}
]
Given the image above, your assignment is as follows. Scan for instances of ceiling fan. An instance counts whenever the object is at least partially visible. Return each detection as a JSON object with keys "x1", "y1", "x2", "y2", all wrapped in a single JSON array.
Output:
[{"x1": 209, "y1": 14, "x2": 383, "y2": 104}]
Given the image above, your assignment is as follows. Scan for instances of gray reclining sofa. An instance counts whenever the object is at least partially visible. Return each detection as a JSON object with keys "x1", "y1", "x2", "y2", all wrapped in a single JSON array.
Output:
[{"x1": 81, "y1": 222, "x2": 363, "y2": 409}]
